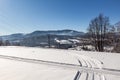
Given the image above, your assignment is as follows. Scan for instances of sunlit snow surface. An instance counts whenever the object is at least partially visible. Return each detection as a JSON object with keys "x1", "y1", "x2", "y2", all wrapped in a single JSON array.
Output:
[{"x1": 0, "y1": 46, "x2": 120, "y2": 80}]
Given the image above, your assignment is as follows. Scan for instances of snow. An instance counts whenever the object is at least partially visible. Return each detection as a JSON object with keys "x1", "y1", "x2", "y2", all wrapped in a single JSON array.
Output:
[
  {"x1": 0, "y1": 46, "x2": 78, "y2": 65},
  {"x1": 55, "y1": 39, "x2": 73, "y2": 44},
  {"x1": 0, "y1": 46, "x2": 120, "y2": 80},
  {"x1": 68, "y1": 39, "x2": 80, "y2": 43},
  {"x1": 0, "y1": 58, "x2": 76, "y2": 80},
  {"x1": 70, "y1": 50, "x2": 120, "y2": 70}
]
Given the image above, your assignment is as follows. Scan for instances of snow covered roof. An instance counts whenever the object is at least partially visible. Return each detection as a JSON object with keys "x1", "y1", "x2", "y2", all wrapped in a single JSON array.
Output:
[
  {"x1": 68, "y1": 39, "x2": 80, "y2": 43},
  {"x1": 59, "y1": 40, "x2": 73, "y2": 44},
  {"x1": 55, "y1": 38, "x2": 73, "y2": 44}
]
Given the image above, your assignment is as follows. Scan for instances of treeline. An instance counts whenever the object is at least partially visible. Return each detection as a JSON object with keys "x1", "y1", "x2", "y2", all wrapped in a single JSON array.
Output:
[{"x1": 0, "y1": 39, "x2": 11, "y2": 46}]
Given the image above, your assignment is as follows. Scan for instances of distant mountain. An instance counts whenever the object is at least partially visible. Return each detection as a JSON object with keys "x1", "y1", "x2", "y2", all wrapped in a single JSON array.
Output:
[
  {"x1": 26, "y1": 29, "x2": 85, "y2": 37},
  {"x1": 0, "y1": 30, "x2": 85, "y2": 46},
  {"x1": 0, "y1": 33, "x2": 25, "y2": 41},
  {"x1": 1, "y1": 29, "x2": 84, "y2": 39}
]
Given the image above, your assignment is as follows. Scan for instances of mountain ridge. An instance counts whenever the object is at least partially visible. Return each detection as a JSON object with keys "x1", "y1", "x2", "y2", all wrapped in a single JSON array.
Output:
[{"x1": 0, "y1": 29, "x2": 85, "y2": 41}]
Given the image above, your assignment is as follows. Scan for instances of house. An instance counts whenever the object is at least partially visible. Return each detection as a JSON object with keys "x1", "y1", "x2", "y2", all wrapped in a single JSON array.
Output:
[{"x1": 54, "y1": 38, "x2": 73, "y2": 49}]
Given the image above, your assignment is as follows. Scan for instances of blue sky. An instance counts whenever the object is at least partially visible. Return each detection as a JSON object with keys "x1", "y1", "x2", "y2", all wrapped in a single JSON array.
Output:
[{"x1": 0, "y1": 0, "x2": 120, "y2": 35}]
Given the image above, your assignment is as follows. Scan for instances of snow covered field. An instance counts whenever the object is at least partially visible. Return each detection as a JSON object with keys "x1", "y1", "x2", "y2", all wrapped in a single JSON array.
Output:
[{"x1": 0, "y1": 46, "x2": 120, "y2": 80}]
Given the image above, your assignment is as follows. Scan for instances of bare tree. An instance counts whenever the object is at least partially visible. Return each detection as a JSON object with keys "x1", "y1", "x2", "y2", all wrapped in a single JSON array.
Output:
[
  {"x1": 5, "y1": 40, "x2": 10, "y2": 46},
  {"x1": 87, "y1": 14, "x2": 110, "y2": 51},
  {"x1": 0, "y1": 39, "x2": 3, "y2": 46}
]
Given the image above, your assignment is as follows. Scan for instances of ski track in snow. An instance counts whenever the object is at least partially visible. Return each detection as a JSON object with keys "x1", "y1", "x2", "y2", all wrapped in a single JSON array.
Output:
[{"x1": 70, "y1": 53, "x2": 106, "y2": 80}]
